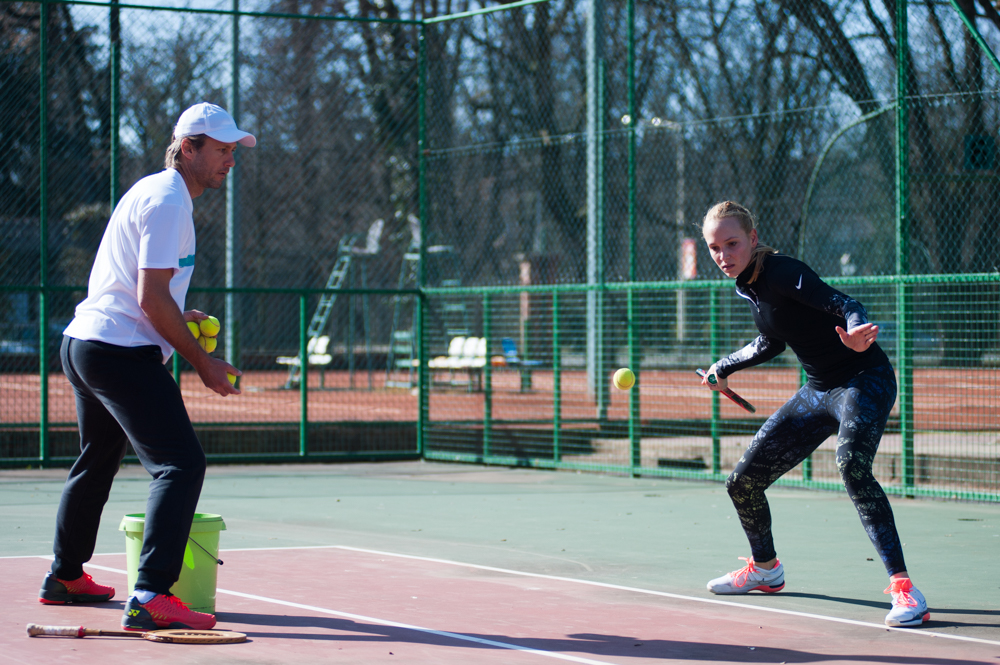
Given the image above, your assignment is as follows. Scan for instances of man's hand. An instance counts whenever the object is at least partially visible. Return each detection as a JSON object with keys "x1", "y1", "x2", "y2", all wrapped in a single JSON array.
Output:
[
  {"x1": 199, "y1": 356, "x2": 243, "y2": 396},
  {"x1": 836, "y1": 322, "x2": 879, "y2": 353},
  {"x1": 701, "y1": 363, "x2": 728, "y2": 391},
  {"x1": 137, "y1": 269, "x2": 240, "y2": 396},
  {"x1": 184, "y1": 309, "x2": 210, "y2": 324}
]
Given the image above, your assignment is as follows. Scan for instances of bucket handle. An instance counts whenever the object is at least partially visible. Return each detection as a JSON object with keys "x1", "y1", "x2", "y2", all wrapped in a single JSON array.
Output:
[{"x1": 188, "y1": 536, "x2": 223, "y2": 565}]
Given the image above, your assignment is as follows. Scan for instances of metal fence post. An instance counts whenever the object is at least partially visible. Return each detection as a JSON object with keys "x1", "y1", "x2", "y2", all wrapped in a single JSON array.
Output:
[
  {"x1": 947, "y1": 0, "x2": 1000, "y2": 76},
  {"x1": 896, "y1": 0, "x2": 914, "y2": 495},
  {"x1": 299, "y1": 294, "x2": 308, "y2": 457},
  {"x1": 586, "y1": 0, "x2": 606, "y2": 420},
  {"x1": 552, "y1": 291, "x2": 561, "y2": 462},
  {"x1": 39, "y1": 0, "x2": 50, "y2": 466},
  {"x1": 800, "y1": 366, "x2": 811, "y2": 482},
  {"x1": 416, "y1": 20, "x2": 428, "y2": 458},
  {"x1": 110, "y1": 0, "x2": 120, "y2": 208},
  {"x1": 710, "y1": 287, "x2": 721, "y2": 473},
  {"x1": 627, "y1": 0, "x2": 640, "y2": 475},
  {"x1": 483, "y1": 292, "x2": 492, "y2": 459},
  {"x1": 225, "y1": 0, "x2": 241, "y2": 369}
]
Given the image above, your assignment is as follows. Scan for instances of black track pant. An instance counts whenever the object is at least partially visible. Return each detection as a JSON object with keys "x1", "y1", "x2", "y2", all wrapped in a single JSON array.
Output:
[
  {"x1": 726, "y1": 362, "x2": 906, "y2": 575},
  {"x1": 53, "y1": 336, "x2": 206, "y2": 594}
]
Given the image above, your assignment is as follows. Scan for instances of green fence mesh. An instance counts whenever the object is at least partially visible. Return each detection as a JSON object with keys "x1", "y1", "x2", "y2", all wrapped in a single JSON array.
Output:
[{"x1": 2, "y1": 0, "x2": 999, "y2": 500}]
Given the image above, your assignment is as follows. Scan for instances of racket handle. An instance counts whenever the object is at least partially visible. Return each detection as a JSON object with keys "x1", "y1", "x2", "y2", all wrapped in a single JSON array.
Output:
[
  {"x1": 695, "y1": 368, "x2": 716, "y2": 384},
  {"x1": 26, "y1": 624, "x2": 139, "y2": 638},
  {"x1": 695, "y1": 368, "x2": 756, "y2": 413},
  {"x1": 27, "y1": 624, "x2": 87, "y2": 637}
]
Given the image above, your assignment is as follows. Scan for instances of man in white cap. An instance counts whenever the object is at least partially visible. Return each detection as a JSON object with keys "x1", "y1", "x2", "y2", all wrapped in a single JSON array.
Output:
[{"x1": 39, "y1": 103, "x2": 255, "y2": 631}]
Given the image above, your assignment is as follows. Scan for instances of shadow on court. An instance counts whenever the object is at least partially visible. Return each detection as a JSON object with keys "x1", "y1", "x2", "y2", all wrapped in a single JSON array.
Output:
[
  {"x1": 782, "y1": 592, "x2": 1000, "y2": 629},
  {"x1": 219, "y1": 612, "x2": 995, "y2": 664}
]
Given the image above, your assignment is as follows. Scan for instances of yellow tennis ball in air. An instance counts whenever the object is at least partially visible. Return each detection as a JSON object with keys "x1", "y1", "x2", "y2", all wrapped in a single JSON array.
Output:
[
  {"x1": 187, "y1": 321, "x2": 201, "y2": 339},
  {"x1": 613, "y1": 368, "x2": 635, "y2": 390},
  {"x1": 199, "y1": 316, "x2": 220, "y2": 338},
  {"x1": 198, "y1": 335, "x2": 217, "y2": 353}
]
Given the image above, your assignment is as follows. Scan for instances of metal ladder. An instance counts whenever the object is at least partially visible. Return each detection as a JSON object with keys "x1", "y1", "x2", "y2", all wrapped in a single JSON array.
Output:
[
  {"x1": 285, "y1": 235, "x2": 360, "y2": 387},
  {"x1": 384, "y1": 215, "x2": 468, "y2": 389}
]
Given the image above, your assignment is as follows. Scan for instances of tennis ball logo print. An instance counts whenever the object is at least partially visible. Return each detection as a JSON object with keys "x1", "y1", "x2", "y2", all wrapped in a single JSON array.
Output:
[{"x1": 613, "y1": 368, "x2": 635, "y2": 390}]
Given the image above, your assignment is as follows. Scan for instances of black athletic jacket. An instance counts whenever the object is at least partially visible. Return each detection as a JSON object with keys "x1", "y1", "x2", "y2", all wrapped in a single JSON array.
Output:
[{"x1": 714, "y1": 253, "x2": 890, "y2": 391}]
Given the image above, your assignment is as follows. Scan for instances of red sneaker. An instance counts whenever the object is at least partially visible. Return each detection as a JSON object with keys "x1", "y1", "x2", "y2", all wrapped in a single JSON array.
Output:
[
  {"x1": 39, "y1": 572, "x2": 115, "y2": 604},
  {"x1": 122, "y1": 594, "x2": 216, "y2": 631}
]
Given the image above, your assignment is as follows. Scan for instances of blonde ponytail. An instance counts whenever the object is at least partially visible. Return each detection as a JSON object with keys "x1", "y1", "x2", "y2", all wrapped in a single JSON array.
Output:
[{"x1": 702, "y1": 201, "x2": 777, "y2": 284}]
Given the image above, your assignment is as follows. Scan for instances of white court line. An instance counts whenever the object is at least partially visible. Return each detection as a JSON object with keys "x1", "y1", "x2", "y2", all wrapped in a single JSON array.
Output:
[
  {"x1": 15, "y1": 547, "x2": 1000, "y2": 648},
  {"x1": 217, "y1": 588, "x2": 616, "y2": 665},
  {"x1": 331, "y1": 545, "x2": 1000, "y2": 648},
  {"x1": 63, "y1": 562, "x2": 616, "y2": 665}
]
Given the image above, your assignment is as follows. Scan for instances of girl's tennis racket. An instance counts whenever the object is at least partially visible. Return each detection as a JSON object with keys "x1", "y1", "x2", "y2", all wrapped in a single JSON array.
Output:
[{"x1": 695, "y1": 368, "x2": 756, "y2": 414}]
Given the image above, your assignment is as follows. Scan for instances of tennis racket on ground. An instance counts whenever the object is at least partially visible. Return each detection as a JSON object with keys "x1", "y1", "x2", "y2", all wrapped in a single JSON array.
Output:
[
  {"x1": 695, "y1": 369, "x2": 756, "y2": 414},
  {"x1": 26, "y1": 623, "x2": 247, "y2": 644}
]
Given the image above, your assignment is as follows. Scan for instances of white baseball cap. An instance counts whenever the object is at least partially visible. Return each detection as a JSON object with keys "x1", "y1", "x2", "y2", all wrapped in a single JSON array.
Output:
[{"x1": 174, "y1": 102, "x2": 256, "y2": 147}]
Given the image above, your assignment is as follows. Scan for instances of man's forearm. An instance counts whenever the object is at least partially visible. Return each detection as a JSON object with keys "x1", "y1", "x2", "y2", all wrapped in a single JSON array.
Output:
[{"x1": 137, "y1": 270, "x2": 207, "y2": 368}]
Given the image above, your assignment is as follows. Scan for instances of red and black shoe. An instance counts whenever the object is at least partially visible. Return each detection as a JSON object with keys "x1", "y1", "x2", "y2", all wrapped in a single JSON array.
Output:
[
  {"x1": 39, "y1": 572, "x2": 115, "y2": 604},
  {"x1": 122, "y1": 594, "x2": 216, "y2": 631}
]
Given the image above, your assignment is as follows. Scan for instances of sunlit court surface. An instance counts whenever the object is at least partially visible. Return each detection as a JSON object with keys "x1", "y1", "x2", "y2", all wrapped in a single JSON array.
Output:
[{"x1": 3, "y1": 461, "x2": 999, "y2": 664}]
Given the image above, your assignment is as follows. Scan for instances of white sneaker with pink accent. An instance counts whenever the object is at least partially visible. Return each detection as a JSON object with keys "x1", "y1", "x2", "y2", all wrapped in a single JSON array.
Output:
[
  {"x1": 884, "y1": 578, "x2": 929, "y2": 627},
  {"x1": 706, "y1": 557, "x2": 785, "y2": 594}
]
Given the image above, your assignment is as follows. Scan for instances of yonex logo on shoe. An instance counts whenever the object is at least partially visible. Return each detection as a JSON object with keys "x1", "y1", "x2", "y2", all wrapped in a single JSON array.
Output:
[{"x1": 127, "y1": 609, "x2": 140, "y2": 616}]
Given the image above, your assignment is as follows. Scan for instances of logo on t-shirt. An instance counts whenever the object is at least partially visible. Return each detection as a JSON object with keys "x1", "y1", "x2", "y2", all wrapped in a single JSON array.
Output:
[{"x1": 179, "y1": 254, "x2": 195, "y2": 267}]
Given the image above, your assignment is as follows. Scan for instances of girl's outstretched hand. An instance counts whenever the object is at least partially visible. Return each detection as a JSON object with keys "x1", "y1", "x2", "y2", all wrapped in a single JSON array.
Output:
[{"x1": 836, "y1": 322, "x2": 879, "y2": 352}]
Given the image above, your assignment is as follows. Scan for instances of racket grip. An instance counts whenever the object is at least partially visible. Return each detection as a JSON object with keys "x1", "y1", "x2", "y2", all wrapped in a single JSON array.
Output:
[
  {"x1": 26, "y1": 624, "x2": 87, "y2": 638},
  {"x1": 695, "y1": 368, "x2": 717, "y2": 385}
]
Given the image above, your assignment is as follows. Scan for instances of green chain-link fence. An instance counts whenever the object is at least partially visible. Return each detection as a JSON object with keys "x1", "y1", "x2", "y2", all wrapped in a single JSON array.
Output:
[{"x1": 2, "y1": 0, "x2": 999, "y2": 500}]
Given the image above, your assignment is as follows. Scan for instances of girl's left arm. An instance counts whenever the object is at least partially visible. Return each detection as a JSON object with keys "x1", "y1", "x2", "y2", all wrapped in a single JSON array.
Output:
[
  {"x1": 771, "y1": 261, "x2": 877, "y2": 351},
  {"x1": 772, "y1": 262, "x2": 869, "y2": 330}
]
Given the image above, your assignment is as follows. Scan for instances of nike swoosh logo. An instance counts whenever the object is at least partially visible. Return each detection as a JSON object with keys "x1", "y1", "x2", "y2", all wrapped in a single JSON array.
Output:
[{"x1": 795, "y1": 274, "x2": 803, "y2": 289}]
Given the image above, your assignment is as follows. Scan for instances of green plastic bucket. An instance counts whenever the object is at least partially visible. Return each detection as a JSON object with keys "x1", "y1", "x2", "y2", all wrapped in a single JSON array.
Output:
[{"x1": 119, "y1": 512, "x2": 226, "y2": 614}]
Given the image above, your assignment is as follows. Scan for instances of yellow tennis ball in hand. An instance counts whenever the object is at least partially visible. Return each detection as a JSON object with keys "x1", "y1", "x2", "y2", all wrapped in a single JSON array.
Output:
[
  {"x1": 198, "y1": 335, "x2": 217, "y2": 353},
  {"x1": 613, "y1": 368, "x2": 635, "y2": 390},
  {"x1": 187, "y1": 321, "x2": 201, "y2": 339},
  {"x1": 227, "y1": 373, "x2": 237, "y2": 386},
  {"x1": 199, "y1": 316, "x2": 220, "y2": 338}
]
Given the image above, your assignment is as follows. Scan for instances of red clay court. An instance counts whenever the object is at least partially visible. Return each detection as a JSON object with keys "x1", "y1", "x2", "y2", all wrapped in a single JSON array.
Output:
[{"x1": 3, "y1": 367, "x2": 998, "y2": 428}]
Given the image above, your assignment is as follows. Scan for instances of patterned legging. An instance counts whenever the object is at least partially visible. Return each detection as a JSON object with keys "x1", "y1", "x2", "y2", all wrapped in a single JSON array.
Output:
[{"x1": 726, "y1": 362, "x2": 906, "y2": 575}]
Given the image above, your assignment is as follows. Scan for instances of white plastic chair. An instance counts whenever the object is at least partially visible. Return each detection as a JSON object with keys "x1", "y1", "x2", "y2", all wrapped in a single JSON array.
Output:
[
  {"x1": 448, "y1": 336, "x2": 481, "y2": 369},
  {"x1": 277, "y1": 335, "x2": 333, "y2": 388},
  {"x1": 429, "y1": 336, "x2": 466, "y2": 369}
]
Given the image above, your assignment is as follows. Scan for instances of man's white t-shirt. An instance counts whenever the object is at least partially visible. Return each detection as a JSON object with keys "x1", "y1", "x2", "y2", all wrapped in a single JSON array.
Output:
[{"x1": 64, "y1": 169, "x2": 195, "y2": 363}]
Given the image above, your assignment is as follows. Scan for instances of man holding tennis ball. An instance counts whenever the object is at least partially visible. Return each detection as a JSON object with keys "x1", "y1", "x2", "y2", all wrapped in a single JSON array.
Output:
[{"x1": 40, "y1": 103, "x2": 252, "y2": 631}]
